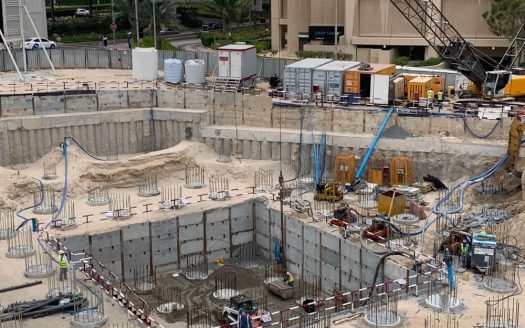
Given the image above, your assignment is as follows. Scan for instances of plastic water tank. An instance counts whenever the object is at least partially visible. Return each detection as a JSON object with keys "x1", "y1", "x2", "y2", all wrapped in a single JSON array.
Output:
[
  {"x1": 185, "y1": 59, "x2": 206, "y2": 84},
  {"x1": 132, "y1": 48, "x2": 158, "y2": 81},
  {"x1": 164, "y1": 58, "x2": 184, "y2": 84}
]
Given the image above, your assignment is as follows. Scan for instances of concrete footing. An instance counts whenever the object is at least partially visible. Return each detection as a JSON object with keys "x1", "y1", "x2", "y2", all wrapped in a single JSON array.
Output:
[
  {"x1": 71, "y1": 310, "x2": 108, "y2": 328},
  {"x1": 364, "y1": 311, "x2": 401, "y2": 327}
]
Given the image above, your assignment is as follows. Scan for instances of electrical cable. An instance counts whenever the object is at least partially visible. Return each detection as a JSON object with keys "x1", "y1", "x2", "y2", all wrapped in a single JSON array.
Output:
[
  {"x1": 15, "y1": 177, "x2": 44, "y2": 231},
  {"x1": 463, "y1": 115, "x2": 501, "y2": 139}
]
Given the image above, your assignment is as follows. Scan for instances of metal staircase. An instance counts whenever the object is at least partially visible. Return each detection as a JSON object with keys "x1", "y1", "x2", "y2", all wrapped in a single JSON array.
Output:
[
  {"x1": 213, "y1": 77, "x2": 242, "y2": 92},
  {"x1": 389, "y1": 0, "x2": 498, "y2": 86}
]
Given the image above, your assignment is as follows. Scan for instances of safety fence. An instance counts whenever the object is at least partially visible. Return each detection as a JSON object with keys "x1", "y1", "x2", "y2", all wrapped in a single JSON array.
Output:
[{"x1": 0, "y1": 48, "x2": 296, "y2": 78}]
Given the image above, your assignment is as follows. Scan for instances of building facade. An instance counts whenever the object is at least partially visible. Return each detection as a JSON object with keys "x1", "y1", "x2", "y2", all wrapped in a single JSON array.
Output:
[
  {"x1": 1, "y1": 0, "x2": 48, "y2": 46},
  {"x1": 271, "y1": 0, "x2": 509, "y2": 63}
]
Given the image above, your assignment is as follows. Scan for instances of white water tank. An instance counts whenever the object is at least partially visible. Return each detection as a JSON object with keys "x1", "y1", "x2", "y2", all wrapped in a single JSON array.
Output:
[
  {"x1": 132, "y1": 48, "x2": 158, "y2": 81},
  {"x1": 164, "y1": 58, "x2": 184, "y2": 84},
  {"x1": 185, "y1": 59, "x2": 206, "y2": 84}
]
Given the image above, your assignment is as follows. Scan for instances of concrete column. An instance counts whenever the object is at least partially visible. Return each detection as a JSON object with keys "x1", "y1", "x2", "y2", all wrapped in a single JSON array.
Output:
[
  {"x1": 261, "y1": 141, "x2": 272, "y2": 160},
  {"x1": 223, "y1": 139, "x2": 233, "y2": 157},
  {"x1": 0, "y1": 131, "x2": 8, "y2": 166},
  {"x1": 214, "y1": 138, "x2": 223, "y2": 155},
  {"x1": 242, "y1": 140, "x2": 252, "y2": 159},
  {"x1": 271, "y1": 142, "x2": 280, "y2": 161},
  {"x1": 26, "y1": 130, "x2": 36, "y2": 162},
  {"x1": 282, "y1": 142, "x2": 291, "y2": 165},
  {"x1": 36, "y1": 129, "x2": 45, "y2": 157},
  {"x1": 172, "y1": 121, "x2": 180, "y2": 144},
  {"x1": 9, "y1": 130, "x2": 22, "y2": 165},
  {"x1": 192, "y1": 122, "x2": 202, "y2": 142},
  {"x1": 122, "y1": 122, "x2": 130, "y2": 154},
  {"x1": 252, "y1": 141, "x2": 261, "y2": 160},
  {"x1": 205, "y1": 137, "x2": 215, "y2": 150}
]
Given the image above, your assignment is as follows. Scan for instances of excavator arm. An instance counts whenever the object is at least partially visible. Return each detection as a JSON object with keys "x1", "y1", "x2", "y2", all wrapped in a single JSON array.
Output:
[{"x1": 505, "y1": 117, "x2": 525, "y2": 172}]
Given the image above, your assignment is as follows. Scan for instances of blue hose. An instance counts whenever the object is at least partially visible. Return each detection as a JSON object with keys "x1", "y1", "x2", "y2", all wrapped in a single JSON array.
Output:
[{"x1": 355, "y1": 107, "x2": 395, "y2": 180}]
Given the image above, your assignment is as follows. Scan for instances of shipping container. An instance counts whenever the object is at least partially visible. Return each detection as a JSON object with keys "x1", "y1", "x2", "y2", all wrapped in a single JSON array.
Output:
[
  {"x1": 370, "y1": 75, "x2": 390, "y2": 104},
  {"x1": 343, "y1": 63, "x2": 396, "y2": 99},
  {"x1": 312, "y1": 60, "x2": 360, "y2": 96},
  {"x1": 217, "y1": 44, "x2": 257, "y2": 80},
  {"x1": 283, "y1": 58, "x2": 333, "y2": 95}
]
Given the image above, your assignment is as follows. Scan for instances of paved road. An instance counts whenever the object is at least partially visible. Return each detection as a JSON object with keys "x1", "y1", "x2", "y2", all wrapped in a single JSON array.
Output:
[{"x1": 170, "y1": 38, "x2": 215, "y2": 53}]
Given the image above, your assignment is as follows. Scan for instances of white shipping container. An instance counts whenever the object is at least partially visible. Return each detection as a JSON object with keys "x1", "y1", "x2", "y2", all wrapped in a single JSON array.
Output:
[
  {"x1": 370, "y1": 74, "x2": 389, "y2": 105},
  {"x1": 312, "y1": 61, "x2": 361, "y2": 96},
  {"x1": 217, "y1": 44, "x2": 257, "y2": 80},
  {"x1": 283, "y1": 58, "x2": 333, "y2": 95}
]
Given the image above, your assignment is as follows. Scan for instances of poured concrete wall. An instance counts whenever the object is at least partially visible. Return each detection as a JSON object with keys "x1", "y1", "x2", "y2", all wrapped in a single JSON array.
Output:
[{"x1": 60, "y1": 198, "x2": 416, "y2": 295}]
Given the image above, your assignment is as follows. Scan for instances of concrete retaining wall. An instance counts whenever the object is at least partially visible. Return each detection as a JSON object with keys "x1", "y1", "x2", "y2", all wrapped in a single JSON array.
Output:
[{"x1": 60, "y1": 198, "x2": 415, "y2": 295}]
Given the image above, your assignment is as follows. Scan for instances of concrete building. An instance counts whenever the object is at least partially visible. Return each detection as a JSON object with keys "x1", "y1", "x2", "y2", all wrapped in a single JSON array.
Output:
[
  {"x1": 1, "y1": 0, "x2": 48, "y2": 46},
  {"x1": 271, "y1": 0, "x2": 510, "y2": 63}
]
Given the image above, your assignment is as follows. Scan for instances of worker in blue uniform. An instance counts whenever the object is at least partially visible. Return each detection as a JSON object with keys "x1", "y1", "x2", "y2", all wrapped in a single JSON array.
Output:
[{"x1": 238, "y1": 308, "x2": 253, "y2": 328}]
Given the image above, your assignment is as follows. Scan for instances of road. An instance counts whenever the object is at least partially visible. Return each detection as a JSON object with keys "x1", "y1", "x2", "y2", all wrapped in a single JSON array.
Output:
[{"x1": 169, "y1": 38, "x2": 215, "y2": 53}]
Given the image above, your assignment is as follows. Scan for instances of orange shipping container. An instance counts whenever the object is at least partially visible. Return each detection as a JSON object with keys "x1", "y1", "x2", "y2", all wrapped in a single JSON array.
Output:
[{"x1": 344, "y1": 64, "x2": 396, "y2": 94}]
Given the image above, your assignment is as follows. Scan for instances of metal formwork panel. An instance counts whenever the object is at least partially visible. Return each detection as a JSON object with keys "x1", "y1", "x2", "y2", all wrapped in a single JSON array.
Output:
[
  {"x1": 2, "y1": 50, "x2": 24, "y2": 72},
  {"x1": 86, "y1": 49, "x2": 109, "y2": 68},
  {"x1": 25, "y1": 50, "x2": 39, "y2": 70},
  {"x1": 49, "y1": 48, "x2": 64, "y2": 69}
]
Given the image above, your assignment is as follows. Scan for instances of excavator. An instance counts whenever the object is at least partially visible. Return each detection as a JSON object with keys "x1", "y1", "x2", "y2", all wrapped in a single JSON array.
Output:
[{"x1": 389, "y1": 0, "x2": 525, "y2": 102}]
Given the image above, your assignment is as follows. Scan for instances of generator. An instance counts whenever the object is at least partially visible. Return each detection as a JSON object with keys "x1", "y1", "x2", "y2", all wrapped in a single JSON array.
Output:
[{"x1": 470, "y1": 232, "x2": 497, "y2": 273}]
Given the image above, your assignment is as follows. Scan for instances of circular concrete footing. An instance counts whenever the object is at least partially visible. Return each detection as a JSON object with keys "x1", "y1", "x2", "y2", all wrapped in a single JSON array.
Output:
[
  {"x1": 6, "y1": 245, "x2": 35, "y2": 258},
  {"x1": 483, "y1": 279, "x2": 517, "y2": 294},
  {"x1": 0, "y1": 229, "x2": 15, "y2": 240},
  {"x1": 24, "y1": 264, "x2": 55, "y2": 278},
  {"x1": 392, "y1": 214, "x2": 419, "y2": 225},
  {"x1": 425, "y1": 294, "x2": 462, "y2": 312},
  {"x1": 156, "y1": 302, "x2": 184, "y2": 314},
  {"x1": 86, "y1": 197, "x2": 109, "y2": 206},
  {"x1": 364, "y1": 311, "x2": 401, "y2": 327},
  {"x1": 33, "y1": 205, "x2": 57, "y2": 215},
  {"x1": 48, "y1": 286, "x2": 81, "y2": 297},
  {"x1": 264, "y1": 277, "x2": 282, "y2": 284},
  {"x1": 209, "y1": 191, "x2": 229, "y2": 201},
  {"x1": 183, "y1": 271, "x2": 208, "y2": 280},
  {"x1": 482, "y1": 321, "x2": 519, "y2": 328},
  {"x1": 71, "y1": 310, "x2": 108, "y2": 328},
  {"x1": 42, "y1": 174, "x2": 58, "y2": 180},
  {"x1": 213, "y1": 288, "x2": 239, "y2": 300},
  {"x1": 160, "y1": 200, "x2": 184, "y2": 209},
  {"x1": 185, "y1": 182, "x2": 204, "y2": 189},
  {"x1": 134, "y1": 282, "x2": 156, "y2": 294},
  {"x1": 138, "y1": 189, "x2": 160, "y2": 197}
]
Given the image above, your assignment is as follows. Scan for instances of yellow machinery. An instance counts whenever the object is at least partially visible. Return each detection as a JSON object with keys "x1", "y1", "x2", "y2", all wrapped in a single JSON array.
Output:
[
  {"x1": 407, "y1": 75, "x2": 444, "y2": 100},
  {"x1": 333, "y1": 153, "x2": 356, "y2": 185},
  {"x1": 390, "y1": 157, "x2": 414, "y2": 185},
  {"x1": 505, "y1": 117, "x2": 525, "y2": 172},
  {"x1": 368, "y1": 156, "x2": 385, "y2": 185},
  {"x1": 484, "y1": 71, "x2": 525, "y2": 100},
  {"x1": 314, "y1": 182, "x2": 343, "y2": 202}
]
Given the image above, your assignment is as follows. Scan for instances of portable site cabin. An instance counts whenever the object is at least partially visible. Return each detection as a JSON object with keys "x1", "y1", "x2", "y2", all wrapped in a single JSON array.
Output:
[
  {"x1": 312, "y1": 60, "x2": 361, "y2": 96},
  {"x1": 283, "y1": 58, "x2": 333, "y2": 95},
  {"x1": 217, "y1": 44, "x2": 257, "y2": 82},
  {"x1": 344, "y1": 63, "x2": 396, "y2": 104}
]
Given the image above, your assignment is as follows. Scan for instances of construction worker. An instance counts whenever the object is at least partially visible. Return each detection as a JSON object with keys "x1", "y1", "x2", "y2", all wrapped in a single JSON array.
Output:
[
  {"x1": 284, "y1": 271, "x2": 294, "y2": 287},
  {"x1": 480, "y1": 225, "x2": 487, "y2": 235},
  {"x1": 460, "y1": 239, "x2": 469, "y2": 268},
  {"x1": 58, "y1": 250, "x2": 68, "y2": 281},
  {"x1": 238, "y1": 308, "x2": 253, "y2": 328},
  {"x1": 437, "y1": 91, "x2": 443, "y2": 112}
]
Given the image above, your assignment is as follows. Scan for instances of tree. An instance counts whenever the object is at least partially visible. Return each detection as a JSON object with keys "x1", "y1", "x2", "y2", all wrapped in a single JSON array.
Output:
[
  {"x1": 483, "y1": 0, "x2": 525, "y2": 38},
  {"x1": 89, "y1": 0, "x2": 93, "y2": 17},
  {"x1": 142, "y1": 0, "x2": 178, "y2": 49},
  {"x1": 206, "y1": 0, "x2": 240, "y2": 33},
  {"x1": 114, "y1": 0, "x2": 146, "y2": 43}
]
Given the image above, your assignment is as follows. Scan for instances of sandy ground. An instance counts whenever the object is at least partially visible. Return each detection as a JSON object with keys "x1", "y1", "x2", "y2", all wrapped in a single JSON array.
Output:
[{"x1": 1, "y1": 138, "x2": 525, "y2": 327}]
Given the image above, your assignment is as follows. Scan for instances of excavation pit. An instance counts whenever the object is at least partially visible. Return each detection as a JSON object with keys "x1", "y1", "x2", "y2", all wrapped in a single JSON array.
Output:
[
  {"x1": 71, "y1": 310, "x2": 108, "y2": 328},
  {"x1": 364, "y1": 311, "x2": 402, "y2": 327}
]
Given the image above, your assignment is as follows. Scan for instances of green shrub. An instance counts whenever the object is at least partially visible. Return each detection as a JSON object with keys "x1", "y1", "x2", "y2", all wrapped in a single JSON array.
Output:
[
  {"x1": 393, "y1": 56, "x2": 410, "y2": 66},
  {"x1": 252, "y1": 39, "x2": 271, "y2": 52},
  {"x1": 200, "y1": 33, "x2": 215, "y2": 48},
  {"x1": 48, "y1": 0, "x2": 111, "y2": 5},
  {"x1": 295, "y1": 50, "x2": 353, "y2": 61},
  {"x1": 60, "y1": 31, "x2": 129, "y2": 43},
  {"x1": 49, "y1": 16, "x2": 131, "y2": 38},
  {"x1": 413, "y1": 57, "x2": 443, "y2": 67},
  {"x1": 139, "y1": 36, "x2": 181, "y2": 50}
]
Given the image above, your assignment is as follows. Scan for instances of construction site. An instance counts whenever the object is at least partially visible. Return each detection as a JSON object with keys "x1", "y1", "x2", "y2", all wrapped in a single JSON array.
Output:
[{"x1": 0, "y1": 0, "x2": 524, "y2": 327}]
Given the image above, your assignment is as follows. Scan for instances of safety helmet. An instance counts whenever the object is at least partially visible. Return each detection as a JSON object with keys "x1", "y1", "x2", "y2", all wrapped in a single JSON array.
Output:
[
  {"x1": 462, "y1": 239, "x2": 467, "y2": 244},
  {"x1": 238, "y1": 308, "x2": 244, "y2": 313},
  {"x1": 58, "y1": 250, "x2": 65, "y2": 255}
]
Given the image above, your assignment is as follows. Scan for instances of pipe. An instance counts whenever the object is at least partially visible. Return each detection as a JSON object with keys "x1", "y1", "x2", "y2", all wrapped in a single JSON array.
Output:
[
  {"x1": 355, "y1": 107, "x2": 395, "y2": 180},
  {"x1": 0, "y1": 280, "x2": 42, "y2": 293}
]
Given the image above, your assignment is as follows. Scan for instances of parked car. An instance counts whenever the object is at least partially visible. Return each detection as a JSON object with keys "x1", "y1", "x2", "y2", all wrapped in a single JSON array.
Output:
[
  {"x1": 74, "y1": 8, "x2": 90, "y2": 17},
  {"x1": 23, "y1": 38, "x2": 56, "y2": 50}
]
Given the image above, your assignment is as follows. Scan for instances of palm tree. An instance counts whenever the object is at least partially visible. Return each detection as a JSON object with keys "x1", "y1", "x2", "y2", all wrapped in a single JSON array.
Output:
[
  {"x1": 207, "y1": 0, "x2": 240, "y2": 33},
  {"x1": 114, "y1": 0, "x2": 146, "y2": 43}
]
